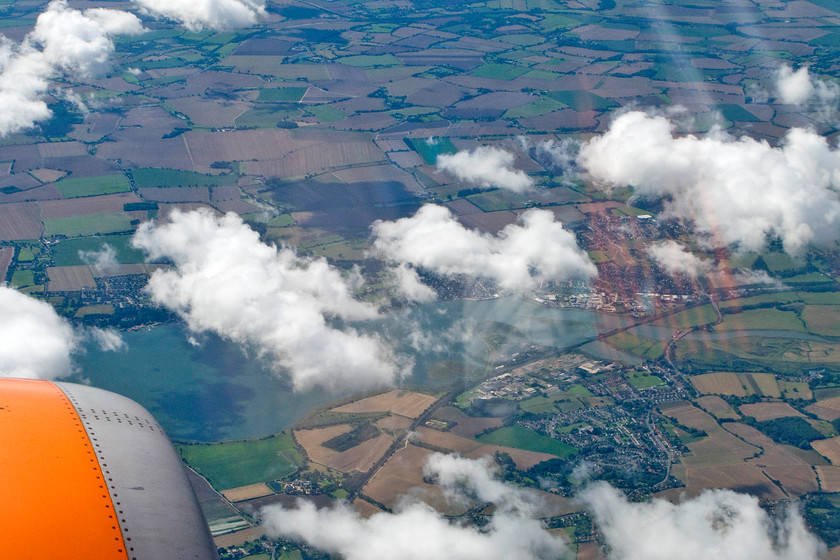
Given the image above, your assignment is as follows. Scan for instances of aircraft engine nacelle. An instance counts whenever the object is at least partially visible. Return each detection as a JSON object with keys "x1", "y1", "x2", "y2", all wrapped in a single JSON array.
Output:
[{"x1": 0, "y1": 378, "x2": 219, "y2": 559}]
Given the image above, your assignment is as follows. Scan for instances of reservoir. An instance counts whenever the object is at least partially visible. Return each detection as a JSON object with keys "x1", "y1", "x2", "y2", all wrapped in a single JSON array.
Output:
[{"x1": 72, "y1": 297, "x2": 633, "y2": 442}]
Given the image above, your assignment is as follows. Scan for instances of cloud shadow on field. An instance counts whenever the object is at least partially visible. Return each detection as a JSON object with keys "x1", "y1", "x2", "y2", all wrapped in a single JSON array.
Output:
[{"x1": 267, "y1": 177, "x2": 422, "y2": 232}]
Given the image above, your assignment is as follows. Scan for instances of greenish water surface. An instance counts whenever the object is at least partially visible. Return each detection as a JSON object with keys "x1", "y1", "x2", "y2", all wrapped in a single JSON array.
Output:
[{"x1": 73, "y1": 297, "x2": 632, "y2": 442}]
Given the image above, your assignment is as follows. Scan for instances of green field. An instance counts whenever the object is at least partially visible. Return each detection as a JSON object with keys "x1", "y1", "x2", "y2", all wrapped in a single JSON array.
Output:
[
  {"x1": 718, "y1": 292, "x2": 801, "y2": 310},
  {"x1": 477, "y1": 425, "x2": 577, "y2": 458},
  {"x1": 467, "y1": 190, "x2": 528, "y2": 212},
  {"x1": 803, "y1": 306, "x2": 840, "y2": 337},
  {"x1": 10, "y1": 270, "x2": 34, "y2": 288},
  {"x1": 55, "y1": 174, "x2": 130, "y2": 198},
  {"x1": 177, "y1": 432, "x2": 303, "y2": 490},
  {"x1": 625, "y1": 369, "x2": 665, "y2": 389},
  {"x1": 717, "y1": 104, "x2": 761, "y2": 123},
  {"x1": 257, "y1": 87, "x2": 307, "y2": 102},
  {"x1": 555, "y1": 422, "x2": 587, "y2": 434},
  {"x1": 15, "y1": 244, "x2": 37, "y2": 262},
  {"x1": 519, "y1": 396, "x2": 558, "y2": 415},
  {"x1": 405, "y1": 137, "x2": 457, "y2": 165},
  {"x1": 51, "y1": 235, "x2": 146, "y2": 266},
  {"x1": 568, "y1": 384, "x2": 594, "y2": 397},
  {"x1": 471, "y1": 63, "x2": 529, "y2": 80},
  {"x1": 307, "y1": 105, "x2": 345, "y2": 123},
  {"x1": 605, "y1": 331, "x2": 665, "y2": 360},
  {"x1": 235, "y1": 108, "x2": 299, "y2": 128},
  {"x1": 45, "y1": 213, "x2": 133, "y2": 237},
  {"x1": 655, "y1": 304, "x2": 718, "y2": 329},
  {"x1": 716, "y1": 308, "x2": 807, "y2": 332},
  {"x1": 130, "y1": 168, "x2": 236, "y2": 188}
]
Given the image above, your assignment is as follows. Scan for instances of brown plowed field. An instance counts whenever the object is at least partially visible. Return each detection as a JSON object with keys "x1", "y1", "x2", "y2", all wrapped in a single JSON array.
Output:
[
  {"x1": 362, "y1": 444, "x2": 463, "y2": 515},
  {"x1": 46, "y1": 266, "x2": 96, "y2": 292},
  {"x1": 40, "y1": 193, "x2": 141, "y2": 219},
  {"x1": 0, "y1": 203, "x2": 42, "y2": 239}
]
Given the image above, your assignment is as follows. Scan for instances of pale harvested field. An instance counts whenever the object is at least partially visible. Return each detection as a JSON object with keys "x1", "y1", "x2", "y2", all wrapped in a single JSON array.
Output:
[
  {"x1": 96, "y1": 138, "x2": 193, "y2": 170},
  {"x1": 331, "y1": 390, "x2": 437, "y2": 419},
  {"x1": 661, "y1": 402, "x2": 759, "y2": 466},
  {"x1": 246, "y1": 142, "x2": 386, "y2": 178},
  {"x1": 363, "y1": 444, "x2": 465, "y2": 515},
  {"x1": 690, "y1": 372, "x2": 780, "y2": 397},
  {"x1": 0, "y1": 247, "x2": 13, "y2": 282},
  {"x1": 185, "y1": 129, "x2": 303, "y2": 165},
  {"x1": 813, "y1": 437, "x2": 840, "y2": 464},
  {"x1": 415, "y1": 426, "x2": 555, "y2": 470},
  {"x1": 694, "y1": 396, "x2": 740, "y2": 420},
  {"x1": 39, "y1": 193, "x2": 142, "y2": 219},
  {"x1": 724, "y1": 423, "x2": 819, "y2": 495},
  {"x1": 331, "y1": 164, "x2": 422, "y2": 193},
  {"x1": 46, "y1": 266, "x2": 96, "y2": 292},
  {"x1": 690, "y1": 372, "x2": 748, "y2": 396},
  {"x1": 213, "y1": 526, "x2": 266, "y2": 548},
  {"x1": 721, "y1": 422, "x2": 773, "y2": 447},
  {"x1": 221, "y1": 483, "x2": 273, "y2": 502},
  {"x1": 352, "y1": 498, "x2": 384, "y2": 517},
  {"x1": 817, "y1": 466, "x2": 840, "y2": 492},
  {"x1": 37, "y1": 141, "x2": 87, "y2": 158},
  {"x1": 806, "y1": 396, "x2": 840, "y2": 421},
  {"x1": 295, "y1": 425, "x2": 394, "y2": 473},
  {"x1": 805, "y1": 342, "x2": 840, "y2": 363},
  {"x1": 30, "y1": 168, "x2": 66, "y2": 182},
  {"x1": 659, "y1": 402, "x2": 786, "y2": 497},
  {"x1": 747, "y1": 373, "x2": 782, "y2": 397},
  {"x1": 0, "y1": 202, "x2": 42, "y2": 239},
  {"x1": 739, "y1": 402, "x2": 805, "y2": 421},
  {"x1": 296, "y1": 424, "x2": 352, "y2": 454},
  {"x1": 168, "y1": 97, "x2": 252, "y2": 129},
  {"x1": 377, "y1": 415, "x2": 412, "y2": 432},
  {"x1": 664, "y1": 462, "x2": 785, "y2": 501}
]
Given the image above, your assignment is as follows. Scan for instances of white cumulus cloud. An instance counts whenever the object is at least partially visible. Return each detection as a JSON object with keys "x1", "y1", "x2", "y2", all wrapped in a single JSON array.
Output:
[
  {"x1": 371, "y1": 205, "x2": 596, "y2": 297},
  {"x1": 132, "y1": 0, "x2": 266, "y2": 31},
  {"x1": 0, "y1": 0, "x2": 144, "y2": 136},
  {"x1": 647, "y1": 241, "x2": 711, "y2": 278},
  {"x1": 578, "y1": 111, "x2": 840, "y2": 254},
  {"x1": 89, "y1": 327, "x2": 126, "y2": 352},
  {"x1": 261, "y1": 453, "x2": 570, "y2": 560},
  {"x1": 79, "y1": 243, "x2": 119, "y2": 275},
  {"x1": 775, "y1": 65, "x2": 839, "y2": 107},
  {"x1": 0, "y1": 286, "x2": 77, "y2": 379},
  {"x1": 437, "y1": 146, "x2": 534, "y2": 193},
  {"x1": 579, "y1": 482, "x2": 825, "y2": 560},
  {"x1": 132, "y1": 209, "x2": 403, "y2": 392}
]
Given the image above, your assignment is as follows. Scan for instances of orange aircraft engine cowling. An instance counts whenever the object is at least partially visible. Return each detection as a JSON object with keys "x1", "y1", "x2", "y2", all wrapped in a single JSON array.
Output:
[{"x1": 0, "y1": 378, "x2": 219, "y2": 560}]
